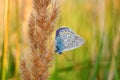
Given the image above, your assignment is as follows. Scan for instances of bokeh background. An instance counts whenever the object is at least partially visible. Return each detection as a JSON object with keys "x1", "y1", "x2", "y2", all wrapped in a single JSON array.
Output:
[{"x1": 0, "y1": 0, "x2": 120, "y2": 80}]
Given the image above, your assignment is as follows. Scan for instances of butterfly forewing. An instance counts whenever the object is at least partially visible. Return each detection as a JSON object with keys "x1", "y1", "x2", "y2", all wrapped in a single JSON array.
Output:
[{"x1": 55, "y1": 27, "x2": 85, "y2": 53}]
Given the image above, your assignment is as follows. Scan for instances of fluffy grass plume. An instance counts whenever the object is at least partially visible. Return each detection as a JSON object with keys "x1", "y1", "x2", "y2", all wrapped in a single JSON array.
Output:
[{"x1": 20, "y1": 0, "x2": 59, "y2": 80}]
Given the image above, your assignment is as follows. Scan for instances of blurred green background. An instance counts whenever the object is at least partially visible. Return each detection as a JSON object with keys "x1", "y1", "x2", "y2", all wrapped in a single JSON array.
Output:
[{"x1": 0, "y1": 0, "x2": 120, "y2": 80}]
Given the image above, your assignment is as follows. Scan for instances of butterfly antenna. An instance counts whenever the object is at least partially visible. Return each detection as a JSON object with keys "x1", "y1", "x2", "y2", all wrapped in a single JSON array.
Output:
[
  {"x1": 62, "y1": 54, "x2": 71, "y2": 62},
  {"x1": 62, "y1": 54, "x2": 68, "y2": 62}
]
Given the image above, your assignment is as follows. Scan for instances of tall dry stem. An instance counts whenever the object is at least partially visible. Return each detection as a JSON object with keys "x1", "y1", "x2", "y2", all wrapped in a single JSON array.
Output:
[
  {"x1": 108, "y1": 26, "x2": 120, "y2": 80},
  {"x1": 2, "y1": 0, "x2": 10, "y2": 80},
  {"x1": 20, "y1": 0, "x2": 59, "y2": 80}
]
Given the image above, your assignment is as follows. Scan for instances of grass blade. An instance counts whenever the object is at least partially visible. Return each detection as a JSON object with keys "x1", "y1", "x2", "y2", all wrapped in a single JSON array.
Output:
[{"x1": 92, "y1": 35, "x2": 104, "y2": 80}]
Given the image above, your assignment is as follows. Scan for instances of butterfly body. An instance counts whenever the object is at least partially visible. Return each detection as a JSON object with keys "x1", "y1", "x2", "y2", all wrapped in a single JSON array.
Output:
[{"x1": 55, "y1": 27, "x2": 85, "y2": 54}]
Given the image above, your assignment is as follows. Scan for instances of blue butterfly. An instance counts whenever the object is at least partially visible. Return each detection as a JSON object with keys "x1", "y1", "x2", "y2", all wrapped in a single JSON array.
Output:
[{"x1": 55, "y1": 26, "x2": 85, "y2": 54}]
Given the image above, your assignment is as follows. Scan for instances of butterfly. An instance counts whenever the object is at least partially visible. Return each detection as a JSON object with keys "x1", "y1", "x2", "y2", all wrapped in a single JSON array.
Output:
[{"x1": 55, "y1": 26, "x2": 85, "y2": 54}]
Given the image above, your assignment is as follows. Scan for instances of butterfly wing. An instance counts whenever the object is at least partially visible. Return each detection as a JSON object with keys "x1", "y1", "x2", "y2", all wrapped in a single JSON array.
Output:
[{"x1": 55, "y1": 27, "x2": 85, "y2": 54}]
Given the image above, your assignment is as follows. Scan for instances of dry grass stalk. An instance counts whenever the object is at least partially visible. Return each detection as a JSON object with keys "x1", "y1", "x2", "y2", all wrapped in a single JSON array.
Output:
[
  {"x1": 108, "y1": 26, "x2": 120, "y2": 80},
  {"x1": 2, "y1": 0, "x2": 10, "y2": 80},
  {"x1": 20, "y1": 0, "x2": 59, "y2": 80}
]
